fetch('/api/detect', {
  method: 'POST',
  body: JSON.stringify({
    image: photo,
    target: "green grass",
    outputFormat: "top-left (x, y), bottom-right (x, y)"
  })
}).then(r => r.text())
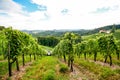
top-left (0, 55), bottom-right (33, 79)
top-left (114, 29), bottom-right (120, 40)
top-left (0, 61), bottom-right (8, 76)
top-left (40, 45), bottom-right (53, 51)
top-left (22, 56), bottom-right (69, 80)
top-left (85, 52), bottom-right (120, 66)
top-left (0, 55), bottom-right (4, 61)
top-left (59, 64), bottom-right (69, 73)
top-left (82, 33), bottom-right (104, 41)
top-left (40, 45), bottom-right (53, 55)
top-left (74, 57), bottom-right (120, 80)
top-left (82, 29), bottom-right (120, 41)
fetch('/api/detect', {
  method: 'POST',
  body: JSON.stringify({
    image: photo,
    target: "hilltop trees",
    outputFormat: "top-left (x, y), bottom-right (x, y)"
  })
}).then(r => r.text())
top-left (37, 36), bottom-right (59, 47)
top-left (0, 26), bottom-right (5, 31)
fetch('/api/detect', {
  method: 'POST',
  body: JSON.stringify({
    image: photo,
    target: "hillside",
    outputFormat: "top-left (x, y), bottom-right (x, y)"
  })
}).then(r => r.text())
top-left (83, 29), bottom-right (120, 40)
top-left (22, 24), bottom-right (120, 37)
top-left (0, 26), bottom-right (120, 80)
top-left (113, 29), bottom-right (120, 40)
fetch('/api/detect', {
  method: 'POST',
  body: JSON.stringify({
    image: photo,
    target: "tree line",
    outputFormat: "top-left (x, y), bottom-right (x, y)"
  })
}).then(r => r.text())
top-left (37, 36), bottom-right (60, 47)
top-left (28, 24), bottom-right (120, 37)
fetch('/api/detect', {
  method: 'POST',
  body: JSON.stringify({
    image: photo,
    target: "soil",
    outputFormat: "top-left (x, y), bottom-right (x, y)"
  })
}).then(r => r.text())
top-left (59, 59), bottom-right (97, 80)
top-left (2, 62), bottom-right (33, 80)
top-left (69, 66), bottom-right (83, 80)
top-left (2, 58), bottom-right (119, 80)
top-left (89, 60), bottom-right (120, 70)
top-left (0, 60), bottom-right (7, 62)
top-left (10, 62), bottom-right (32, 80)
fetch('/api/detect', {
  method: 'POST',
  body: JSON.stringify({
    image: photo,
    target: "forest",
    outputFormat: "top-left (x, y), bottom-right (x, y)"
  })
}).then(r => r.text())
top-left (0, 25), bottom-right (120, 80)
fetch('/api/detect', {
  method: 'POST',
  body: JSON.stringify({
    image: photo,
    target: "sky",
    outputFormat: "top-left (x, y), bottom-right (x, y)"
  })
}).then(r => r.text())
top-left (0, 0), bottom-right (120, 30)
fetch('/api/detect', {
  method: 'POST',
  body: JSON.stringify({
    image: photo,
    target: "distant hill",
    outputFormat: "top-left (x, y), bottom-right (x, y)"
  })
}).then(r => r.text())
top-left (22, 24), bottom-right (120, 37)
top-left (87, 24), bottom-right (120, 35)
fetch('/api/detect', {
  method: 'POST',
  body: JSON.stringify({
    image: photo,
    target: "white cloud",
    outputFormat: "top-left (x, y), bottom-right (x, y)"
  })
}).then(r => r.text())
top-left (0, 0), bottom-right (120, 30)
top-left (30, 0), bottom-right (120, 29)
top-left (0, 0), bottom-right (24, 14)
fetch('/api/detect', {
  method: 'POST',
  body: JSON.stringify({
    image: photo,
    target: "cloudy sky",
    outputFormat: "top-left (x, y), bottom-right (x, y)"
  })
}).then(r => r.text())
top-left (0, 0), bottom-right (120, 30)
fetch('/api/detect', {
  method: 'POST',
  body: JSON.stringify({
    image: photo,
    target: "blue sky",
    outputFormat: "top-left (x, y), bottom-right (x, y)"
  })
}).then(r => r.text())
top-left (0, 0), bottom-right (120, 30)
top-left (13, 0), bottom-right (39, 12)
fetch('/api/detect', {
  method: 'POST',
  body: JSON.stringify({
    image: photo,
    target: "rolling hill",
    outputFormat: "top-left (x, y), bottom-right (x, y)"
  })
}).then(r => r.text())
top-left (21, 24), bottom-right (120, 37)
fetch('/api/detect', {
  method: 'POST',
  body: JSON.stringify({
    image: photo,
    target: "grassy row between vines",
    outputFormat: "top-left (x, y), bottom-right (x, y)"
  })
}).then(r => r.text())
top-left (77, 29), bottom-right (120, 79)
top-left (40, 45), bottom-right (53, 51)
top-left (0, 55), bottom-right (34, 79)
top-left (22, 56), bottom-right (69, 80)
top-left (74, 56), bottom-right (120, 80)
top-left (79, 52), bottom-right (120, 66)
top-left (89, 53), bottom-right (120, 66)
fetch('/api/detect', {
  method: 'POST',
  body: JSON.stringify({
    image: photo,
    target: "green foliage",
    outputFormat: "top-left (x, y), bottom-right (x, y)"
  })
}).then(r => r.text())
top-left (100, 68), bottom-right (116, 80)
top-left (10, 30), bottom-right (24, 57)
top-left (59, 64), bottom-right (68, 73)
top-left (115, 69), bottom-right (120, 74)
top-left (0, 30), bottom-right (8, 56)
top-left (31, 30), bottom-right (65, 37)
top-left (3, 27), bottom-right (46, 58)
top-left (29, 24), bottom-right (120, 37)
top-left (53, 32), bottom-right (81, 71)
top-left (43, 70), bottom-right (56, 80)
top-left (53, 40), bottom-right (70, 55)
top-left (88, 39), bottom-right (98, 52)
top-left (98, 34), bottom-right (117, 54)
top-left (0, 56), bottom-right (4, 60)
top-left (113, 29), bottom-right (120, 40)
top-left (0, 26), bottom-right (5, 31)
top-left (111, 24), bottom-right (116, 33)
top-left (0, 55), bottom-right (31, 79)
top-left (74, 57), bottom-right (120, 80)
top-left (0, 61), bottom-right (8, 75)
top-left (37, 36), bottom-right (59, 47)
top-left (4, 28), bottom-right (27, 58)
top-left (0, 25), bottom-right (120, 79)
top-left (0, 27), bottom-right (46, 77)
top-left (23, 56), bottom-right (69, 80)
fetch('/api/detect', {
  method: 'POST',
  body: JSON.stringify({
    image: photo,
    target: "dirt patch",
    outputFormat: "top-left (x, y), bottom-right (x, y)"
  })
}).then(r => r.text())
top-left (89, 60), bottom-right (120, 70)
top-left (0, 60), bottom-right (7, 62)
top-left (2, 62), bottom-right (33, 80)
top-left (10, 62), bottom-right (32, 80)
top-left (60, 59), bottom-right (88, 80)
top-left (69, 66), bottom-right (82, 80)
